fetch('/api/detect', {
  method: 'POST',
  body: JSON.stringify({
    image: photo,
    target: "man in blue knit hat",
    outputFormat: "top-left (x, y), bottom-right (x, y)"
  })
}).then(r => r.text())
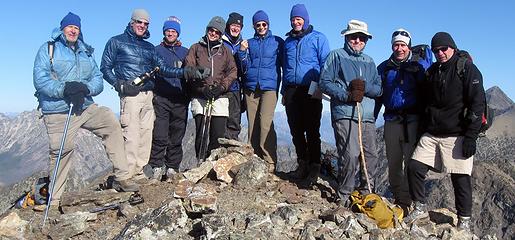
top-left (282, 4), bottom-right (330, 186)
top-left (144, 16), bottom-right (190, 181)
top-left (34, 12), bottom-right (139, 208)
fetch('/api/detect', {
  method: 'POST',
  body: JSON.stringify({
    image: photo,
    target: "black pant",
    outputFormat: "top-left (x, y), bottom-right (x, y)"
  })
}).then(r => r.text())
top-left (225, 91), bottom-right (241, 140)
top-left (284, 86), bottom-right (322, 165)
top-left (194, 114), bottom-right (227, 158)
top-left (148, 94), bottom-right (189, 170)
top-left (408, 160), bottom-right (472, 217)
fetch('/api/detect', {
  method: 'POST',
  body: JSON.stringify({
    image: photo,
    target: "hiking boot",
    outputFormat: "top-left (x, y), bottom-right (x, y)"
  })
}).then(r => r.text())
top-left (143, 164), bottom-right (165, 181)
top-left (112, 179), bottom-right (140, 192)
top-left (336, 194), bottom-right (352, 208)
top-left (166, 167), bottom-right (178, 178)
top-left (287, 159), bottom-right (308, 179)
top-left (305, 163), bottom-right (321, 185)
top-left (457, 216), bottom-right (472, 232)
top-left (404, 201), bottom-right (428, 224)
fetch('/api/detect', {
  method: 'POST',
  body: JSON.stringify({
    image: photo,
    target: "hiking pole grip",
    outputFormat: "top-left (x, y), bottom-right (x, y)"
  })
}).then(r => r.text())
top-left (43, 103), bottom-right (74, 227)
top-left (357, 103), bottom-right (372, 194)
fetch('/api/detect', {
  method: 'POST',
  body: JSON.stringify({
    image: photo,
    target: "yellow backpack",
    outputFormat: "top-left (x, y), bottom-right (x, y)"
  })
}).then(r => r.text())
top-left (350, 190), bottom-right (404, 229)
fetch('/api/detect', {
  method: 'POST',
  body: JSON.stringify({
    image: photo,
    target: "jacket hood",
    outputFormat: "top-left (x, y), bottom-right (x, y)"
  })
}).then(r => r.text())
top-left (124, 23), bottom-right (150, 39)
top-left (50, 27), bottom-right (93, 54)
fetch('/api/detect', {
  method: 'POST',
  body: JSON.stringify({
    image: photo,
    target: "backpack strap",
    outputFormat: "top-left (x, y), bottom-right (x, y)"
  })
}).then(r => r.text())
top-left (47, 41), bottom-right (56, 75)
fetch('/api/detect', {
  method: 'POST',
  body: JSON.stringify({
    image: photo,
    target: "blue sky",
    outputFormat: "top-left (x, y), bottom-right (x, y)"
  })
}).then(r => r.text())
top-left (1, 0), bottom-right (514, 113)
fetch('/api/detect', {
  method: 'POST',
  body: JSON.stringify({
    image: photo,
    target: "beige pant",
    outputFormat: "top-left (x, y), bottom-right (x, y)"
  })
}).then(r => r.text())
top-left (412, 133), bottom-right (474, 175)
top-left (120, 91), bottom-right (155, 177)
top-left (245, 89), bottom-right (278, 164)
top-left (44, 104), bottom-right (129, 202)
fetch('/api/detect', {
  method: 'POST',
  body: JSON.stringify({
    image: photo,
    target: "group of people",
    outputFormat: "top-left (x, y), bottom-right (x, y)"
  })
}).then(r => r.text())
top-left (33, 4), bottom-right (485, 232)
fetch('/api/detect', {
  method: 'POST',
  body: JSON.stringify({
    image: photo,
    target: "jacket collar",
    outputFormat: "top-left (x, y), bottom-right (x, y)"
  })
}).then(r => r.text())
top-left (253, 29), bottom-right (272, 39)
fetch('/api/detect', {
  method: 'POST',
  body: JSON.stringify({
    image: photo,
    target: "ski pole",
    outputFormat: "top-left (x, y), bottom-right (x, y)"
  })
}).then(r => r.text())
top-left (198, 98), bottom-right (214, 164)
top-left (357, 102), bottom-right (372, 194)
top-left (43, 103), bottom-right (74, 227)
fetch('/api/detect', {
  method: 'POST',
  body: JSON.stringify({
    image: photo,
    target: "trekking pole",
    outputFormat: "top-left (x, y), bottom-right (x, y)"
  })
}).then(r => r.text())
top-left (357, 102), bottom-right (372, 194)
top-left (198, 98), bottom-right (214, 164)
top-left (42, 103), bottom-right (74, 227)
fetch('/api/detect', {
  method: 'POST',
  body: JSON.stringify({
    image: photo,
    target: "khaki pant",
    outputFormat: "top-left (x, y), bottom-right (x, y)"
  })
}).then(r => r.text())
top-left (120, 91), bottom-right (155, 177)
top-left (412, 133), bottom-right (474, 175)
top-left (44, 104), bottom-right (129, 202)
top-left (245, 89), bottom-right (277, 164)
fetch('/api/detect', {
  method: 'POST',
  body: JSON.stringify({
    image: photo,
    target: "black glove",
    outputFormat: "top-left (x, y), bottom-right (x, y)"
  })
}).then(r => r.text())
top-left (183, 66), bottom-right (203, 81)
top-left (202, 84), bottom-right (225, 99)
top-left (348, 78), bottom-right (365, 102)
top-left (64, 81), bottom-right (89, 112)
top-left (115, 81), bottom-right (140, 97)
top-left (462, 137), bottom-right (477, 158)
top-left (198, 66), bottom-right (211, 79)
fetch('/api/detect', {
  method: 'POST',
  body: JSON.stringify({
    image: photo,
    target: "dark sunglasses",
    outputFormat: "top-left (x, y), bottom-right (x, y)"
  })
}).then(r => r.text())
top-left (432, 46), bottom-right (449, 53)
top-left (392, 30), bottom-right (410, 38)
top-left (255, 22), bottom-right (267, 28)
top-left (134, 19), bottom-right (149, 26)
top-left (208, 28), bottom-right (222, 35)
top-left (348, 33), bottom-right (369, 42)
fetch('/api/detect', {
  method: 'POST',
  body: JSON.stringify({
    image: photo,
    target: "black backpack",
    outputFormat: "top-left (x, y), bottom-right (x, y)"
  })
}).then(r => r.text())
top-left (456, 50), bottom-right (492, 136)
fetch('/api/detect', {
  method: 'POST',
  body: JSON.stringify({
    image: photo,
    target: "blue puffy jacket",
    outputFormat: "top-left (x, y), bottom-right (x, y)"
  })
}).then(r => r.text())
top-left (376, 46), bottom-right (433, 121)
top-left (222, 33), bottom-right (245, 92)
top-left (100, 24), bottom-right (183, 91)
top-left (33, 28), bottom-right (103, 114)
top-left (319, 43), bottom-right (382, 123)
top-left (238, 30), bottom-right (284, 91)
top-left (154, 41), bottom-right (188, 97)
top-left (281, 26), bottom-right (330, 94)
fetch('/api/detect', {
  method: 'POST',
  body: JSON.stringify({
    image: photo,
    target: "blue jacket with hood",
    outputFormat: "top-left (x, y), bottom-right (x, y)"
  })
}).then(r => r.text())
top-left (33, 28), bottom-right (103, 114)
top-left (100, 24), bottom-right (183, 91)
top-left (319, 42), bottom-right (382, 123)
top-left (238, 30), bottom-right (284, 91)
top-left (281, 25), bottom-right (330, 94)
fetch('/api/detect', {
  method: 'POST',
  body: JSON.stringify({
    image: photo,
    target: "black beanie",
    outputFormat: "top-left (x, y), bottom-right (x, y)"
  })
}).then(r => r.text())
top-left (431, 32), bottom-right (457, 49)
top-left (226, 12), bottom-right (244, 27)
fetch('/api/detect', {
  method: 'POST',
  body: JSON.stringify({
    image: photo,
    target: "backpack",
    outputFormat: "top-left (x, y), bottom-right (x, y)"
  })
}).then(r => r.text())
top-left (456, 50), bottom-right (492, 136)
top-left (350, 191), bottom-right (404, 229)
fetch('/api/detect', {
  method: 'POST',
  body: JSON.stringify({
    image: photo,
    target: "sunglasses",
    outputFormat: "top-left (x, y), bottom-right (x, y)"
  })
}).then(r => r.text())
top-left (208, 28), bottom-right (222, 35)
top-left (133, 19), bottom-right (149, 26)
top-left (348, 33), bottom-right (369, 42)
top-left (392, 30), bottom-right (410, 38)
top-left (255, 22), bottom-right (268, 28)
top-left (432, 46), bottom-right (449, 53)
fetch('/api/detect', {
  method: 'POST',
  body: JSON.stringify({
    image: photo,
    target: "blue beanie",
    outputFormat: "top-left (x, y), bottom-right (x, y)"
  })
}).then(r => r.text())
top-left (60, 12), bottom-right (81, 30)
top-left (290, 4), bottom-right (309, 30)
top-left (163, 16), bottom-right (181, 36)
top-left (252, 10), bottom-right (269, 25)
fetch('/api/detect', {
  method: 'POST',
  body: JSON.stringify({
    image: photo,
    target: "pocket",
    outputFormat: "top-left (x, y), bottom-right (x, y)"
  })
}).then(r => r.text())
top-left (119, 98), bottom-right (130, 128)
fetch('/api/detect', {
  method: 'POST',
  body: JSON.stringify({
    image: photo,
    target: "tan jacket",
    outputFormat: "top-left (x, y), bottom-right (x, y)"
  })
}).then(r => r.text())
top-left (185, 37), bottom-right (237, 98)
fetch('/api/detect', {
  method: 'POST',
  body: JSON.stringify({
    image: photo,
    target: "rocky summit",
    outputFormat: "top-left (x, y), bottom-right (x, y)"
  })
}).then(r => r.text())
top-left (0, 139), bottom-right (496, 240)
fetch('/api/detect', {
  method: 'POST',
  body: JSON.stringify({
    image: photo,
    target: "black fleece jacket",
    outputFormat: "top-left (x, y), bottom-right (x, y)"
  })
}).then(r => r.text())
top-left (424, 52), bottom-right (485, 139)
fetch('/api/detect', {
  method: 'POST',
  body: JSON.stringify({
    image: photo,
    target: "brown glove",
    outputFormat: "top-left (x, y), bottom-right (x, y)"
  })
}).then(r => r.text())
top-left (348, 78), bottom-right (365, 102)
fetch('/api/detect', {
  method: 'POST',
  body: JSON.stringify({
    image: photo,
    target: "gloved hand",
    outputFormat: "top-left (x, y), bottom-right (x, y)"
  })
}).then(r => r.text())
top-left (183, 66), bottom-right (203, 81)
top-left (202, 84), bottom-right (225, 99)
top-left (197, 66), bottom-right (211, 79)
top-left (462, 137), bottom-right (477, 158)
top-left (64, 81), bottom-right (89, 112)
top-left (348, 78), bottom-right (365, 102)
top-left (115, 81), bottom-right (140, 97)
